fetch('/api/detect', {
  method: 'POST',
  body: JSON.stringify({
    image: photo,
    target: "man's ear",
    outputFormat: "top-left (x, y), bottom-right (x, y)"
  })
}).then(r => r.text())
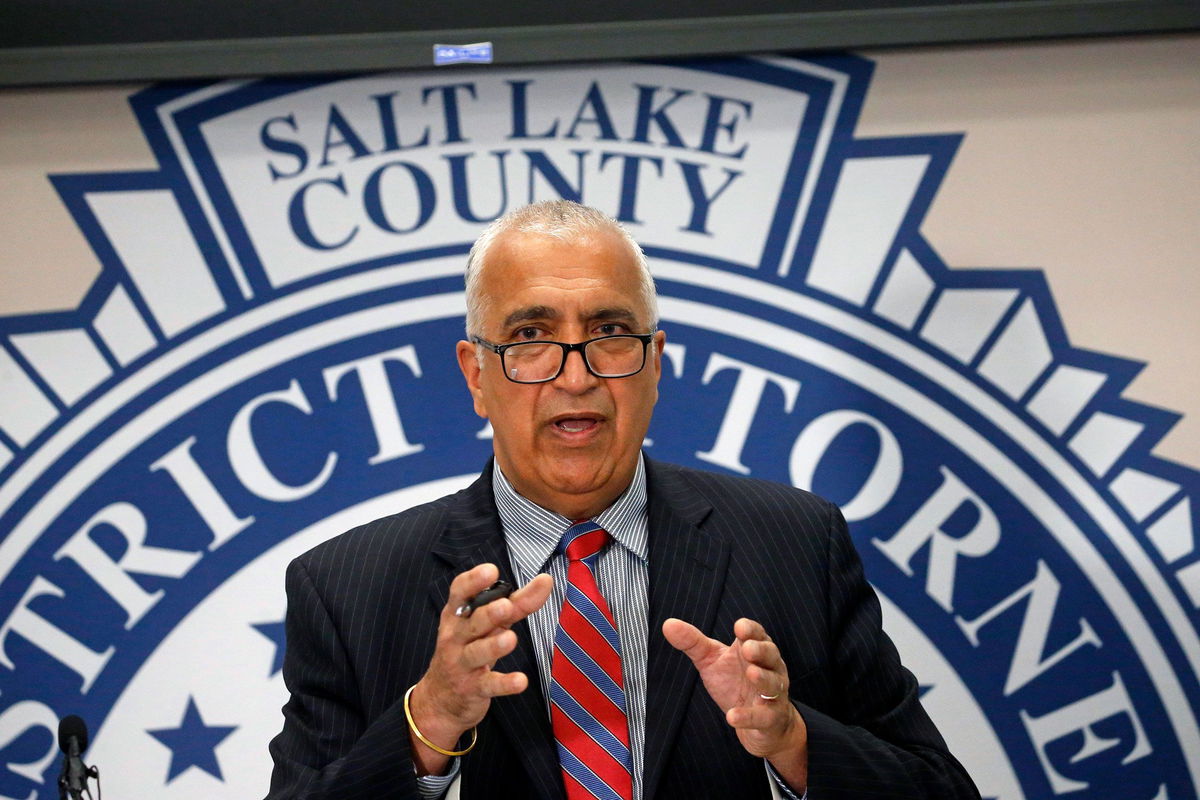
top-left (649, 329), bottom-right (666, 404)
top-left (651, 329), bottom-right (666, 377)
top-left (456, 340), bottom-right (489, 418)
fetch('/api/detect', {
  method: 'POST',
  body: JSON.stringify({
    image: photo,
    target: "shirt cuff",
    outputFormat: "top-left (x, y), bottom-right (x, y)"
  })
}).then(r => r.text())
top-left (416, 757), bottom-right (461, 800)
top-left (765, 758), bottom-right (806, 800)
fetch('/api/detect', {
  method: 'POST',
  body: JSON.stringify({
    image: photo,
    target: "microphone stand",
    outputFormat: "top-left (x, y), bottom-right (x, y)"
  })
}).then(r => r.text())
top-left (57, 744), bottom-right (97, 800)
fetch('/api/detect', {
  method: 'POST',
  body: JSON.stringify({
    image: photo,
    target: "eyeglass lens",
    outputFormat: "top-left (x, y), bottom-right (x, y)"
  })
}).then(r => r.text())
top-left (503, 337), bottom-right (644, 382)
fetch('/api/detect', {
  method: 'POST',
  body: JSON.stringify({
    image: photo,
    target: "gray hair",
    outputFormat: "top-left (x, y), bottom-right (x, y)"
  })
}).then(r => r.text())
top-left (463, 200), bottom-right (659, 339)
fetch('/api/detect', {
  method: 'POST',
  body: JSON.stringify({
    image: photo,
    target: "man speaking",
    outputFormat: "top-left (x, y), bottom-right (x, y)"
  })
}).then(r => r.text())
top-left (265, 200), bottom-right (979, 799)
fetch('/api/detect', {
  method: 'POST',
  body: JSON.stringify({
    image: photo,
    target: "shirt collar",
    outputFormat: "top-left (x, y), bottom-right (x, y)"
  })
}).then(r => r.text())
top-left (493, 454), bottom-right (649, 576)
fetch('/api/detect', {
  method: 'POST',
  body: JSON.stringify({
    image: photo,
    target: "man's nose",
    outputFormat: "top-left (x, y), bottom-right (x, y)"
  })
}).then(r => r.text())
top-left (554, 346), bottom-right (597, 391)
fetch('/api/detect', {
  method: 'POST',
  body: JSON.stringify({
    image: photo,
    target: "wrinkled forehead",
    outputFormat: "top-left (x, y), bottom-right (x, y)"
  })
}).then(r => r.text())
top-left (479, 229), bottom-right (651, 319)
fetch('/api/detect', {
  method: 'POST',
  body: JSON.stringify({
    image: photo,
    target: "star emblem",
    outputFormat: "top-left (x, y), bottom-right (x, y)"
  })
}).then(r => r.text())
top-left (253, 619), bottom-right (287, 677)
top-left (148, 697), bottom-right (237, 783)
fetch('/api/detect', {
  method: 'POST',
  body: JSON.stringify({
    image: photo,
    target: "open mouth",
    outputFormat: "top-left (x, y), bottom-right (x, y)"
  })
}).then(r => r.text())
top-left (553, 416), bottom-right (601, 433)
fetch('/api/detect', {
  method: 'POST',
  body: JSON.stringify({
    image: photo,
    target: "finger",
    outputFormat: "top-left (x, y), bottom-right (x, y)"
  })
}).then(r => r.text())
top-left (479, 670), bottom-right (530, 697)
top-left (444, 563), bottom-right (501, 618)
top-left (459, 628), bottom-right (519, 670)
top-left (463, 573), bottom-right (553, 637)
top-left (745, 662), bottom-right (786, 700)
top-left (726, 703), bottom-right (788, 730)
top-left (462, 595), bottom-right (517, 639)
top-left (509, 573), bottom-right (554, 618)
top-left (662, 618), bottom-right (724, 666)
top-left (741, 638), bottom-right (783, 671)
top-left (734, 617), bottom-right (772, 644)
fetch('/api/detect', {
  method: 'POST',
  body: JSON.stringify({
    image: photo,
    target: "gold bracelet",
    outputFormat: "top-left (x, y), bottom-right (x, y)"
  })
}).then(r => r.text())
top-left (403, 685), bottom-right (478, 757)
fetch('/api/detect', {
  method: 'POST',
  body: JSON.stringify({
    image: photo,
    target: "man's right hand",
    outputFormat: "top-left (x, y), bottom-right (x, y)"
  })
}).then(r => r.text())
top-left (407, 563), bottom-right (553, 776)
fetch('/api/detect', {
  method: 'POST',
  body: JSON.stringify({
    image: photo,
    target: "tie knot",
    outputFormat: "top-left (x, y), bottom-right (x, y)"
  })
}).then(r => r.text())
top-left (561, 521), bottom-right (609, 562)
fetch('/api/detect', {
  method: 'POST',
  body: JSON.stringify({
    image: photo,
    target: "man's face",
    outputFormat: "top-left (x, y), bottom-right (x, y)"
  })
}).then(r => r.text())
top-left (456, 228), bottom-right (664, 519)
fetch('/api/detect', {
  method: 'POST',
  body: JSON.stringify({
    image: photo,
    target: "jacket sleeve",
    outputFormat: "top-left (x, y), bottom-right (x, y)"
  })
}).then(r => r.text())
top-left (264, 557), bottom-right (423, 800)
top-left (799, 501), bottom-right (981, 800)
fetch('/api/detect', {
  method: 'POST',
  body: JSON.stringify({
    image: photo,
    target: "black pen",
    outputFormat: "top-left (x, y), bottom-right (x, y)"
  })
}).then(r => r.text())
top-left (454, 579), bottom-right (514, 617)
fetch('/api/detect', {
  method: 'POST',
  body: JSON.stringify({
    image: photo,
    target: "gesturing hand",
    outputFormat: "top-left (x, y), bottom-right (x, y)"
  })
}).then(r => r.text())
top-left (408, 563), bottom-right (553, 775)
top-left (663, 617), bottom-right (808, 789)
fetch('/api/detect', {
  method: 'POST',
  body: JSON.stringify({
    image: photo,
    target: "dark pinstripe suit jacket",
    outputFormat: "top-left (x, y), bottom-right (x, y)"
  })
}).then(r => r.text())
top-left (266, 458), bottom-right (979, 799)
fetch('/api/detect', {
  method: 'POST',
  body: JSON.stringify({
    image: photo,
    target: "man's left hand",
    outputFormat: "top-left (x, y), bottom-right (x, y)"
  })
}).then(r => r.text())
top-left (663, 617), bottom-right (808, 790)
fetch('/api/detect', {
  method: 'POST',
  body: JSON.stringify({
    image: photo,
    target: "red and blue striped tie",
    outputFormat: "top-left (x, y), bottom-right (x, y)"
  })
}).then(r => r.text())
top-left (550, 521), bottom-right (634, 800)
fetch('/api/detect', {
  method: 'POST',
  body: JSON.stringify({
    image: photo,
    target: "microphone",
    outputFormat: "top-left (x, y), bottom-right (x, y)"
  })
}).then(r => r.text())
top-left (57, 715), bottom-right (93, 800)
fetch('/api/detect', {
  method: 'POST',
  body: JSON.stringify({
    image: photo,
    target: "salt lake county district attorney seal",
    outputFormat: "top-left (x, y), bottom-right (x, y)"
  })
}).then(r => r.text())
top-left (0, 54), bottom-right (1196, 800)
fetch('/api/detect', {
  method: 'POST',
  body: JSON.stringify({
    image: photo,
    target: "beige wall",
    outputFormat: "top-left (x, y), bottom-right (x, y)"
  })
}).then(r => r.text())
top-left (860, 34), bottom-right (1200, 467)
top-left (2, 33), bottom-right (1197, 465)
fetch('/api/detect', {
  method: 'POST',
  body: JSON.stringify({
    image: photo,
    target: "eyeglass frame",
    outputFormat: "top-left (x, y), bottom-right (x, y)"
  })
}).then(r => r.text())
top-left (469, 332), bottom-right (657, 384)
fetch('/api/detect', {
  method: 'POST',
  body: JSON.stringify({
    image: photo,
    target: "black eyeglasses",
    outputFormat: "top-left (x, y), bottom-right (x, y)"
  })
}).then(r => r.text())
top-left (470, 333), bottom-right (655, 384)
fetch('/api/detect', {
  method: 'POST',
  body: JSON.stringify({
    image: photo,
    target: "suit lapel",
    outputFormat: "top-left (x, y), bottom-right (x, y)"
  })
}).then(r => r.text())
top-left (641, 459), bottom-right (730, 800)
top-left (428, 466), bottom-right (563, 800)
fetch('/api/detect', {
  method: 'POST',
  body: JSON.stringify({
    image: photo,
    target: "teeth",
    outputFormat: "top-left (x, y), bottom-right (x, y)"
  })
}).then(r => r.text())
top-left (557, 420), bottom-right (591, 432)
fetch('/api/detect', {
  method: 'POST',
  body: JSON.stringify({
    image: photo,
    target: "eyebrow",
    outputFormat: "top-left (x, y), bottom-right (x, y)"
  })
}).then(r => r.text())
top-left (501, 305), bottom-right (558, 328)
top-left (499, 306), bottom-right (644, 330)
top-left (589, 307), bottom-right (641, 327)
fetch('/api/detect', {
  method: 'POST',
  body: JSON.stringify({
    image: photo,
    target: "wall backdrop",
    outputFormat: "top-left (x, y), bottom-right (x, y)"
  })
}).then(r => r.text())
top-left (0, 35), bottom-right (1197, 800)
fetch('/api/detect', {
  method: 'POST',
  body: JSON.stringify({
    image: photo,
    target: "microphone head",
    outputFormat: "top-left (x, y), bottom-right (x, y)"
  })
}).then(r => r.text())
top-left (58, 715), bottom-right (88, 755)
